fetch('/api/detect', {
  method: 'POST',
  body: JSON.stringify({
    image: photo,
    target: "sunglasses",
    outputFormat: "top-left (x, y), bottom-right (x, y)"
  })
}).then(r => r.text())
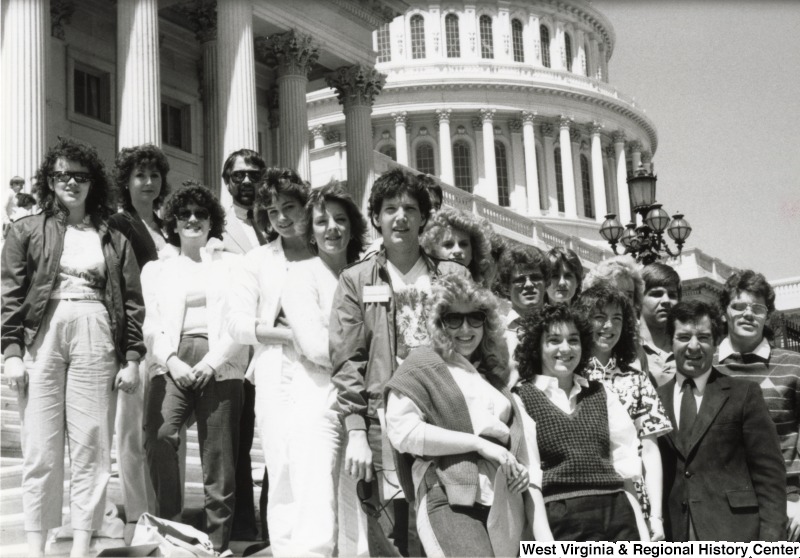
top-left (729, 301), bottom-right (768, 317)
top-left (511, 273), bottom-right (545, 288)
top-left (356, 479), bottom-right (401, 519)
top-left (52, 171), bottom-right (91, 184)
top-left (229, 170), bottom-right (263, 184)
top-left (176, 208), bottom-right (211, 221)
top-left (441, 311), bottom-right (487, 329)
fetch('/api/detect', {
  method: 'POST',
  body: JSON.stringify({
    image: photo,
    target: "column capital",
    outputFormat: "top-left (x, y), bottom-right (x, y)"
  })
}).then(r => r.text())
top-left (521, 111), bottom-right (538, 124)
top-left (508, 119), bottom-right (522, 133)
top-left (480, 108), bottom-right (496, 123)
top-left (542, 123), bottom-right (556, 138)
top-left (628, 139), bottom-right (643, 153)
top-left (471, 117), bottom-right (482, 130)
top-left (51, 0), bottom-right (76, 40)
top-left (590, 122), bottom-right (603, 136)
top-left (569, 128), bottom-right (581, 144)
top-left (265, 29), bottom-right (319, 77)
top-left (178, 0), bottom-right (217, 43)
top-left (311, 125), bottom-right (326, 139)
top-left (325, 129), bottom-right (341, 143)
top-left (326, 64), bottom-right (386, 107)
top-left (436, 108), bottom-right (452, 122)
top-left (612, 130), bottom-right (626, 144)
top-left (392, 111), bottom-right (408, 126)
top-left (603, 145), bottom-right (616, 158)
top-left (558, 115), bottom-right (573, 130)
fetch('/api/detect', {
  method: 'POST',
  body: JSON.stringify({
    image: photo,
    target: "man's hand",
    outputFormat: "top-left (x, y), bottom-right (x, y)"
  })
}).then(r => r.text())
top-left (787, 500), bottom-right (800, 541)
top-left (4, 356), bottom-right (27, 394)
top-left (344, 430), bottom-right (373, 482)
top-left (167, 356), bottom-right (195, 389)
top-left (115, 361), bottom-right (140, 394)
top-left (192, 362), bottom-right (215, 390)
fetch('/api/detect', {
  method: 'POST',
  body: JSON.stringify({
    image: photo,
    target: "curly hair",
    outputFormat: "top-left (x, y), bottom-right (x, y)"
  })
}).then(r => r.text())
top-left (719, 269), bottom-right (775, 316)
top-left (367, 168), bottom-right (431, 233)
top-left (575, 284), bottom-right (639, 367)
top-left (515, 304), bottom-right (594, 381)
top-left (546, 247), bottom-right (584, 302)
top-left (426, 273), bottom-right (510, 383)
top-left (255, 167), bottom-right (310, 242)
top-left (34, 136), bottom-right (114, 226)
top-left (420, 208), bottom-right (496, 288)
top-left (161, 184), bottom-right (226, 247)
top-left (582, 255), bottom-right (644, 315)
top-left (113, 144), bottom-right (171, 211)
top-left (494, 243), bottom-right (551, 298)
top-left (305, 180), bottom-right (368, 264)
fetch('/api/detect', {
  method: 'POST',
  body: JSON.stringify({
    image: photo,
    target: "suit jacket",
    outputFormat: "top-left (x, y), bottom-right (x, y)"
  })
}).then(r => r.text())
top-left (657, 368), bottom-right (786, 542)
top-left (222, 206), bottom-right (260, 255)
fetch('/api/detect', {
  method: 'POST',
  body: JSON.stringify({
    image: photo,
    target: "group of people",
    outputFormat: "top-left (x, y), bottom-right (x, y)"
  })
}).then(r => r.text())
top-left (1, 136), bottom-right (799, 557)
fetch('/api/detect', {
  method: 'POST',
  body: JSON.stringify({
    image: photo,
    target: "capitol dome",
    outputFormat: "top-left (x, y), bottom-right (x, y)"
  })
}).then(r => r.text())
top-left (308, 0), bottom-right (658, 245)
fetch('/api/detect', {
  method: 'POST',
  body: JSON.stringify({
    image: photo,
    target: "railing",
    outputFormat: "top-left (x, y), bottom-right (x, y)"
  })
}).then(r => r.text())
top-left (778, 314), bottom-right (800, 353)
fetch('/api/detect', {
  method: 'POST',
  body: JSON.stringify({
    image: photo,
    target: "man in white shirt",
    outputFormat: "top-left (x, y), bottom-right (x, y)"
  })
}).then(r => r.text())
top-left (221, 149), bottom-right (267, 255)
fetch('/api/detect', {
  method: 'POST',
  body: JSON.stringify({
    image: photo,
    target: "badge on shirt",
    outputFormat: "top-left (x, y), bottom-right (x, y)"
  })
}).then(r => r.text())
top-left (363, 284), bottom-right (392, 303)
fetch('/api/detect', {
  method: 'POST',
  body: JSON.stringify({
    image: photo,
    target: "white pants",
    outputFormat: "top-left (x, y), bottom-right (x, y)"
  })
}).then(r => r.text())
top-left (254, 346), bottom-right (343, 557)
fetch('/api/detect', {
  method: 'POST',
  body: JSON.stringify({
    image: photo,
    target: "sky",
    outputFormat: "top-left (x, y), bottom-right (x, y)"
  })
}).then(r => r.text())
top-left (591, 0), bottom-right (800, 280)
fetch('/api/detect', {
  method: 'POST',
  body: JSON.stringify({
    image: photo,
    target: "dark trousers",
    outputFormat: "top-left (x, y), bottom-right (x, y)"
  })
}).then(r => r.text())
top-left (232, 379), bottom-right (258, 539)
top-left (419, 478), bottom-right (492, 557)
top-left (144, 335), bottom-right (243, 551)
top-left (546, 492), bottom-right (639, 541)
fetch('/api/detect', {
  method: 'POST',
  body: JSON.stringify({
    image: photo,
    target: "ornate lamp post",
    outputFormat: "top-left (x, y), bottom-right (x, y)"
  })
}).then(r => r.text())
top-left (600, 164), bottom-right (692, 265)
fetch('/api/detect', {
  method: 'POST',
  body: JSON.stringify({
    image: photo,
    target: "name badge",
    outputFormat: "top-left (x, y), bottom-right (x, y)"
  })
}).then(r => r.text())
top-left (363, 284), bottom-right (392, 303)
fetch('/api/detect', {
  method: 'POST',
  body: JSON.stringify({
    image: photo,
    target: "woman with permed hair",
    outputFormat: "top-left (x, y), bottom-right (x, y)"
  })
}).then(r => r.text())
top-left (225, 167), bottom-right (315, 556)
top-left (545, 246), bottom-right (584, 305)
top-left (582, 255), bottom-right (645, 315)
top-left (576, 284), bottom-right (672, 542)
top-left (420, 207), bottom-right (497, 288)
top-left (513, 304), bottom-right (646, 541)
top-left (2, 137), bottom-right (144, 557)
top-left (385, 273), bottom-right (553, 556)
top-left (141, 184), bottom-right (247, 553)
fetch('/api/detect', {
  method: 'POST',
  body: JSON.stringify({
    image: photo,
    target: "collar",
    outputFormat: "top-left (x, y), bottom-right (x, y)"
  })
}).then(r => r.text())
top-left (642, 338), bottom-right (675, 361)
top-left (231, 203), bottom-right (252, 222)
top-left (676, 369), bottom-right (712, 394)
top-left (376, 247), bottom-right (438, 274)
top-left (533, 373), bottom-right (589, 396)
top-left (505, 308), bottom-right (521, 330)
top-left (718, 337), bottom-right (771, 362)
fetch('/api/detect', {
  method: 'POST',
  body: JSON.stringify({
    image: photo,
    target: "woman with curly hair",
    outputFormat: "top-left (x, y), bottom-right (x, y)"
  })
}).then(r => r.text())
top-left (576, 284), bottom-right (672, 542)
top-left (141, 184), bottom-right (247, 553)
top-left (420, 207), bottom-right (496, 288)
top-left (1, 137), bottom-right (144, 557)
top-left (582, 255), bottom-right (644, 315)
top-left (513, 304), bottom-right (645, 541)
top-left (545, 247), bottom-right (583, 305)
top-left (385, 273), bottom-right (552, 556)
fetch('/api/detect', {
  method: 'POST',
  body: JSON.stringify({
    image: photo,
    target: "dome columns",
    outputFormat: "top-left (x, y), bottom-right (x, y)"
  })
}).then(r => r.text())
top-left (613, 130), bottom-right (631, 224)
top-left (478, 109), bottom-right (498, 204)
top-left (521, 111), bottom-right (541, 215)
top-left (392, 111), bottom-right (409, 166)
top-left (558, 117), bottom-right (578, 218)
top-left (436, 109), bottom-right (454, 184)
top-left (590, 124), bottom-right (608, 221)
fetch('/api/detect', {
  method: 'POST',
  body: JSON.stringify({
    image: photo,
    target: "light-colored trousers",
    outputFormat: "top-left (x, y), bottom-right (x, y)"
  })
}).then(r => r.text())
top-left (19, 300), bottom-right (117, 531)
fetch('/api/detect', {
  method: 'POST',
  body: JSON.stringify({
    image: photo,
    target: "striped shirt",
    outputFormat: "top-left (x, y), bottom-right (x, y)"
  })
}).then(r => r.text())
top-left (715, 338), bottom-right (800, 492)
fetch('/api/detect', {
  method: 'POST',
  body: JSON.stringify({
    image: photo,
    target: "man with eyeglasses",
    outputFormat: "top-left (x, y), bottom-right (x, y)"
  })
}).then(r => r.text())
top-left (714, 269), bottom-right (800, 541)
top-left (221, 149), bottom-right (267, 255)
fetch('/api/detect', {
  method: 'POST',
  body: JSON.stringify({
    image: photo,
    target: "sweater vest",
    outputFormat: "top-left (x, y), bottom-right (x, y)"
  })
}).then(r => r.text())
top-left (515, 380), bottom-right (624, 502)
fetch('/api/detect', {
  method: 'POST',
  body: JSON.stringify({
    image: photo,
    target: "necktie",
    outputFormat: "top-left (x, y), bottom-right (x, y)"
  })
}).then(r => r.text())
top-left (246, 209), bottom-right (267, 246)
top-left (679, 377), bottom-right (697, 445)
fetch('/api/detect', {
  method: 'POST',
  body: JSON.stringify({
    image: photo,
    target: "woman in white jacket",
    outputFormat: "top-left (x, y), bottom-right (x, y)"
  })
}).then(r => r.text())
top-left (141, 184), bottom-right (247, 553)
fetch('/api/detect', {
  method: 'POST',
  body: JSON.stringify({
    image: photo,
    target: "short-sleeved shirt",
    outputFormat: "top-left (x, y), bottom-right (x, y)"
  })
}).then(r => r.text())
top-left (387, 257), bottom-right (432, 362)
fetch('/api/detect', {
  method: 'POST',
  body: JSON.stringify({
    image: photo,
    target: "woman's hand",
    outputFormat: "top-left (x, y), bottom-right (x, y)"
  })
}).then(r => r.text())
top-left (115, 361), bottom-right (140, 394)
top-left (167, 356), bottom-right (195, 389)
top-left (4, 356), bottom-right (27, 393)
top-left (649, 516), bottom-right (665, 542)
top-left (345, 430), bottom-right (373, 482)
top-left (477, 438), bottom-right (526, 490)
top-left (192, 362), bottom-right (215, 390)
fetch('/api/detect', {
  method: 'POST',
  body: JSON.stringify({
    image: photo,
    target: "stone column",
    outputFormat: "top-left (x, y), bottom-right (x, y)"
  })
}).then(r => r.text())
top-left (509, 119), bottom-right (526, 212)
top-left (1, 0), bottom-right (49, 189)
top-left (521, 111), bottom-right (541, 215)
top-left (117, 0), bottom-right (161, 148)
top-left (587, 35), bottom-right (598, 79)
top-left (570, 127), bottom-right (584, 217)
top-left (642, 150), bottom-right (653, 173)
top-left (555, 23), bottom-right (567, 71)
top-left (599, 43), bottom-right (609, 82)
top-left (326, 65), bottom-right (386, 211)
top-left (311, 126), bottom-right (326, 149)
top-left (436, 109), bottom-right (454, 184)
top-left (265, 30), bottom-right (319, 180)
top-left (217, 0), bottom-right (257, 206)
top-left (604, 144), bottom-right (618, 214)
top-left (542, 124), bottom-right (557, 212)
top-left (590, 123), bottom-right (607, 221)
top-left (479, 109), bottom-right (498, 204)
top-left (613, 131), bottom-right (631, 224)
top-left (558, 117), bottom-right (577, 218)
top-left (629, 140), bottom-right (643, 170)
top-left (393, 111), bottom-right (409, 166)
top-left (575, 30), bottom-right (587, 76)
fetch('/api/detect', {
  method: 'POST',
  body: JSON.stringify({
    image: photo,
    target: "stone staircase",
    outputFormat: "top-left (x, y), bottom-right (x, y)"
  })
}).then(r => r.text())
top-left (0, 380), bottom-right (266, 555)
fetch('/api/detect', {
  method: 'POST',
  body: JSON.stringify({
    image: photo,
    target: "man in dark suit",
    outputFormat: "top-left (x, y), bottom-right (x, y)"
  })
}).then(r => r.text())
top-left (658, 300), bottom-right (786, 542)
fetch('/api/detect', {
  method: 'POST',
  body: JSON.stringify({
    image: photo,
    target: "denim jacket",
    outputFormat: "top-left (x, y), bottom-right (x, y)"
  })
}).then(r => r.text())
top-left (1, 213), bottom-right (145, 362)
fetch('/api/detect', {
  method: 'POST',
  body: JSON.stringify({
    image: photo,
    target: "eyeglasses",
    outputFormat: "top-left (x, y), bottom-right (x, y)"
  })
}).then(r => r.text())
top-left (176, 208), bottom-right (211, 221)
top-left (441, 311), bottom-right (487, 329)
top-left (52, 171), bottom-right (91, 184)
top-left (511, 273), bottom-right (544, 288)
top-left (356, 479), bottom-right (401, 519)
top-left (729, 301), bottom-right (768, 317)
top-left (229, 170), bottom-right (263, 184)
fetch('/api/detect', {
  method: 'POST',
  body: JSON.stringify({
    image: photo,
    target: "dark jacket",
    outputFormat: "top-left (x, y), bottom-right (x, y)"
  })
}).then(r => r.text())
top-left (1, 213), bottom-right (145, 362)
top-left (108, 209), bottom-right (163, 269)
top-left (329, 248), bottom-right (470, 431)
top-left (658, 368), bottom-right (787, 542)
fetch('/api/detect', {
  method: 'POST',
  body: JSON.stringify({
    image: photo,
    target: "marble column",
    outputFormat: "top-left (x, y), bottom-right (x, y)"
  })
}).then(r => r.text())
top-left (521, 111), bottom-right (541, 215)
top-left (629, 140), bottom-right (643, 170)
top-left (642, 150), bottom-right (653, 173)
top-left (613, 131), bottom-right (631, 224)
top-left (604, 144), bottom-right (618, 214)
top-left (436, 109), bottom-right (454, 184)
top-left (570, 128), bottom-right (584, 217)
top-left (558, 117), bottom-right (577, 218)
top-left (217, 0), bottom-right (257, 206)
top-left (311, 126), bottom-right (326, 149)
top-left (542, 124), bottom-right (557, 212)
top-left (267, 30), bottom-right (319, 180)
top-left (117, 0), bottom-right (161, 148)
top-left (590, 124), bottom-right (607, 221)
top-left (326, 64), bottom-right (386, 211)
top-left (480, 109), bottom-right (498, 204)
top-left (2, 0), bottom-right (49, 190)
top-left (393, 111), bottom-right (409, 166)
top-left (509, 119), bottom-right (526, 212)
